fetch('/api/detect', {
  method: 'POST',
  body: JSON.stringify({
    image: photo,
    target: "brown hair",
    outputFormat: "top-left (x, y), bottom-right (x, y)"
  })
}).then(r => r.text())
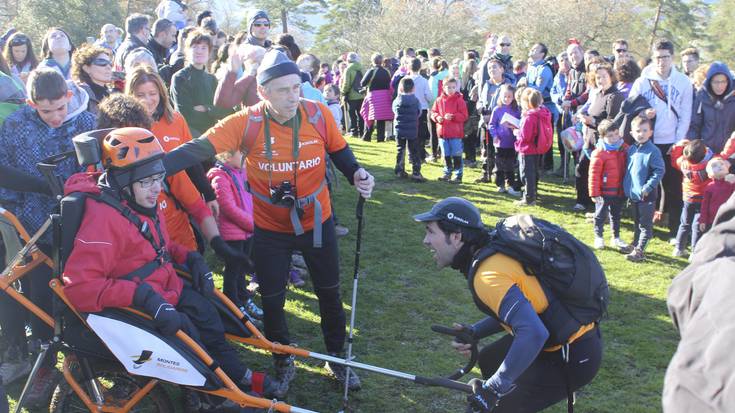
top-left (683, 139), bottom-right (707, 164)
top-left (522, 88), bottom-right (543, 109)
top-left (28, 68), bottom-right (68, 102)
top-left (125, 65), bottom-right (175, 123)
top-left (71, 44), bottom-right (111, 85)
top-left (185, 29), bottom-right (213, 52)
top-left (96, 94), bottom-right (153, 129)
top-left (631, 114), bottom-right (652, 130)
top-left (597, 119), bottom-right (617, 138)
top-left (595, 63), bottom-right (618, 87)
top-left (3, 32), bottom-right (38, 70)
top-left (40, 27), bottom-right (75, 59)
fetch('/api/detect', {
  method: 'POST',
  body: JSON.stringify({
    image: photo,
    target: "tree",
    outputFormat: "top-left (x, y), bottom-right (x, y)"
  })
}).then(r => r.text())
top-left (238, 0), bottom-right (326, 34)
top-left (313, 0), bottom-right (379, 59)
top-left (705, 0), bottom-right (735, 66)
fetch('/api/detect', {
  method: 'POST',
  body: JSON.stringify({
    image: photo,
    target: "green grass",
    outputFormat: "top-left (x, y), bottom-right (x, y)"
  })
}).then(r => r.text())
top-left (7, 138), bottom-right (685, 412)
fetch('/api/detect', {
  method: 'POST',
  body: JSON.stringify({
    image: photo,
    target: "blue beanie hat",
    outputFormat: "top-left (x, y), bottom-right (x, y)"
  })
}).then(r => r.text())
top-left (257, 50), bottom-right (301, 85)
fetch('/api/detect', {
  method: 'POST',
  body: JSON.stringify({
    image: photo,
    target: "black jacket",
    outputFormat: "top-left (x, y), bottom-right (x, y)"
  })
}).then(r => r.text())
top-left (147, 37), bottom-right (170, 67)
top-left (361, 67), bottom-right (391, 91)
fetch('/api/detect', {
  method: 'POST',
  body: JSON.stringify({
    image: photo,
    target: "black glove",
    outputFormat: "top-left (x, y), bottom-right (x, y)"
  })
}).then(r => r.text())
top-left (467, 379), bottom-right (501, 413)
top-left (186, 252), bottom-right (214, 296)
top-left (133, 283), bottom-right (195, 337)
top-left (210, 236), bottom-right (253, 269)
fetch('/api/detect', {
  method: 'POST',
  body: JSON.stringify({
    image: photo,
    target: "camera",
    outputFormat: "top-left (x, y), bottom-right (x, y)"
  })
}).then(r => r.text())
top-left (270, 181), bottom-right (297, 207)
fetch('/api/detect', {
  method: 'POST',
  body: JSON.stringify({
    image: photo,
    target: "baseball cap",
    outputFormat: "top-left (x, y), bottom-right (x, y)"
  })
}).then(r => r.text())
top-left (413, 197), bottom-right (484, 230)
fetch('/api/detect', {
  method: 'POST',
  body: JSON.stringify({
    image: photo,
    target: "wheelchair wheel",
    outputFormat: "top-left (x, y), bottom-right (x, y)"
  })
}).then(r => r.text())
top-left (50, 364), bottom-right (174, 413)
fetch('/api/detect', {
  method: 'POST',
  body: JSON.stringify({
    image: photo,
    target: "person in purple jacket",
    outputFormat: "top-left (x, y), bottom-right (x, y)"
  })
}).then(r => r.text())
top-left (489, 84), bottom-right (522, 196)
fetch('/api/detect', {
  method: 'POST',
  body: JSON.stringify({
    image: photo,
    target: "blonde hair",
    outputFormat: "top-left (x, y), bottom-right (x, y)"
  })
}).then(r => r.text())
top-left (521, 88), bottom-right (542, 109)
top-left (706, 157), bottom-right (731, 179)
top-left (597, 119), bottom-right (616, 138)
top-left (692, 63), bottom-right (710, 90)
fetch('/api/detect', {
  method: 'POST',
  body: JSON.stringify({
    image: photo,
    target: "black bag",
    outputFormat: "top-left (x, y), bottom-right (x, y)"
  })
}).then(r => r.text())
top-left (611, 93), bottom-right (652, 145)
top-left (351, 69), bottom-right (363, 94)
top-left (486, 214), bottom-right (609, 343)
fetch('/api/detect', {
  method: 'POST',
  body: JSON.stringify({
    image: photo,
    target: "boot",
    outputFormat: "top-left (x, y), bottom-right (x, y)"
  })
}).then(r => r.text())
top-left (452, 156), bottom-right (463, 183)
top-left (272, 355), bottom-right (297, 398)
top-left (438, 157), bottom-right (452, 181)
top-left (361, 127), bottom-right (373, 142)
top-left (325, 352), bottom-right (361, 391)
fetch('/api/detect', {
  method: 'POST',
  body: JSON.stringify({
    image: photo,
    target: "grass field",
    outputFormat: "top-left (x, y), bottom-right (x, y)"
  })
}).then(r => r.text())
top-left (7, 138), bottom-right (686, 412)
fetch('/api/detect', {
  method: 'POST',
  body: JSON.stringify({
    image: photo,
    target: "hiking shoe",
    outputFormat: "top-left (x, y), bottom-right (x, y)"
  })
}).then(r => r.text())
top-left (506, 188), bottom-right (522, 197)
top-left (291, 253), bottom-right (307, 269)
top-left (410, 173), bottom-right (427, 182)
top-left (672, 247), bottom-right (685, 257)
top-left (593, 237), bottom-right (605, 250)
top-left (450, 176), bottom-right (463, 184)
top-left (272, 356), bottom-right (296, 399)
top-left (437, 174), bottom-right (452, 181)
top-left (497, 186), bottom-right (507, 193)
top-left (0, 357), bottom-right (31, 385)
top-left (474, 175), bottom-right (491, 183)
top-left (289, 269), bottom-right (306, 288)
top-left (23, 366), bottom-right (61, 408)
top-left (572, 203), bottom-right (586, 212)
top-left (335, 225), bottom-right (350, 237)
top-left (626, 248), bottom-right (645, 262)
top-left (325, 353), bottom-right (361, 391)
top-left (395, 170), bottom-right (408, 178)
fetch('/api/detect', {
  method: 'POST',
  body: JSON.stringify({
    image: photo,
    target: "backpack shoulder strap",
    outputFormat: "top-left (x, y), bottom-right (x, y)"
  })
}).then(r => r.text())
top-left (300, 99), bottom-right (328, 143)
top-left (241, 101), bottom-right (267, 156)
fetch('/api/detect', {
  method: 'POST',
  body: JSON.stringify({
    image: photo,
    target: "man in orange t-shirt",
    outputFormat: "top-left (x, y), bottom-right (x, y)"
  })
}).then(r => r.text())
top-left (164, 50), bottom-right (375, 397)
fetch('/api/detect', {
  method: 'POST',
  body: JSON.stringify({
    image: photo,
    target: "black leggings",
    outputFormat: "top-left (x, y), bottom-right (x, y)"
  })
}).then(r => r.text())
top-left (478, 328), bottom-right (603, 413)
top-left (223, 238), bottom-right (254, 308)
top-left (252, 217), bottom-right (345, 358)
top-left (347, 99), bottom-right (364, 136)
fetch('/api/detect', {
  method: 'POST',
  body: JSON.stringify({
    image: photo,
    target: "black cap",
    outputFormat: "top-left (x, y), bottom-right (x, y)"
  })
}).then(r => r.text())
top-left (413, 197), bottom-right (484, 230)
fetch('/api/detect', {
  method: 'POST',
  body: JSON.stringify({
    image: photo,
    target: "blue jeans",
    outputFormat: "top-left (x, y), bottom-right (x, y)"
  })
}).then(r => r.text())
top-left (675, 201), bottom-right (701, 250)
top-left (632, 199), bottom-right (655, 251)
top-left (594, 196), bottom-right (624, 238)
top-left (440, 138), bottom-right (464, 176)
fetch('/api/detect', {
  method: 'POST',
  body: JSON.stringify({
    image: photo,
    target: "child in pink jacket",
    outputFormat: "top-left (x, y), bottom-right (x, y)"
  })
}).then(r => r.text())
top-left (515, 88), bottom-right (553, 206)
top-left (207, 149), bottom-right (263, 320)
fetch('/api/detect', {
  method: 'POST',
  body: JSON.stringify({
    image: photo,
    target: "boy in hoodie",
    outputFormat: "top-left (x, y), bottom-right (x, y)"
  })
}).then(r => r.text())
top-left (629, 39), bottom-right (693, 242)
top-left (670, 139), bottom-right (713, 257)
top-left (245, 10), bottom-right (272, 48)
top-left (392, 77), bottom-right (425, 181)
top-left (0, 68), bottom-right (95, 405)
top-left (431, 77), bottom-right (468, 182)
top-left (623, 116), bottom-right (665, 262)
top-left (589, 120), bottom-right (629, 250)
top-left (687, 62), bottom-right (735, 154)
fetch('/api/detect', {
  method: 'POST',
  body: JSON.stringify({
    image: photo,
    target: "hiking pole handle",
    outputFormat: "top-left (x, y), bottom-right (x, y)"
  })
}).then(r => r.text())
top-left (431, 324), bottom-right (479, 380)
top-left (356, 195), bottom-right (365, 220)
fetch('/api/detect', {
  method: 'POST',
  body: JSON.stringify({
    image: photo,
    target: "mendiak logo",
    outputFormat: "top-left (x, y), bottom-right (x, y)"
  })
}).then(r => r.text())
top-left (131, 350), bottom-right (153, 369)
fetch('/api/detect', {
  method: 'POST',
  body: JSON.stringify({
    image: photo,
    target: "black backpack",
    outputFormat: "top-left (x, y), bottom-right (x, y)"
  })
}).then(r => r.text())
top-left (475, 214), bottom-right (609, 344)
top-left (351, 69), bottom-right (363, 93)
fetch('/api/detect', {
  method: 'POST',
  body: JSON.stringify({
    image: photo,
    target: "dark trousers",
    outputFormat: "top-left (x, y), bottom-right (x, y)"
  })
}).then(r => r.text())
top-left (395, 136), bottom-right (422, 175)
top-left (177, 287), bottom-right (247, 381)
top-left (346, 99), bottom-right (364, 136)
top-left (252, 217), bottom-right (345, 358)
top-left (428, 115), bottom-right (439, 158)
top-left (557, 111), bottom-right (571, 170)
top-left (223, 239), bottom-right (254, 308)
top-left (519, 154), bottom-right (540, 202)
top-left (481, 127), bottom-right (496, 177)
top-left (575, 155), bottom-right (592, 206)
top-left (417, 109), bottom-right (429, 159)
top-left (495, 147), bottom-right (517, 189)
top-left (656, 143), bottom-right (684, 238)
top-left (594, 196), bottom-right (624, 238)
top-left (363, 120), bottom-right (386, 141)
top-left (542, 109), bottom-right (556, 170)
top-left (477, 328), bottom-right (602, 413)
top-left (463, 116), bottom-right (479, 163)
top-left (0, 379), bottom-right (7, 413)
top-left (675, 201), bottom-right (702, 250)
top-left (632, 198), bottom-right (655, 251)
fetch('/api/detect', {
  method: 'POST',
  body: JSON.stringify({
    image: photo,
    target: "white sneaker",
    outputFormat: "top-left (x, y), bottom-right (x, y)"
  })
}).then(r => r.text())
top-left (497, 186), bottom-right (507, 193)
top-left (672, 247), bottom-right (685, 257)
top-left (593, 237), bottom-right (605, 250)
top-left (611, 238), bottom-right (629, 249)
top-left (669, 238), bottom-right (677, 245)
top-left (506, 188), bottom-right (522, 197)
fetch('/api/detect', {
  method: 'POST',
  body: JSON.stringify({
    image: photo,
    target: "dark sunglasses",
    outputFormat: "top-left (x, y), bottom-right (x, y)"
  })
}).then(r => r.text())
top-left (253, 22), bottom-right (270, 28)
top-left (615, 48), bottom-right (627, 53)
top-left (500, 43), bottom-right (511, 47)
top-left (91, 58), bottom-right (113, 67)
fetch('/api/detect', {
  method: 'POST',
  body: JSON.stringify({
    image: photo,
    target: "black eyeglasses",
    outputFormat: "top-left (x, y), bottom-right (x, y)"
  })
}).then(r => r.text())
top-left (253, 22), bottom-right (270, 28)
top-left (615, 49), bottom-right (627, 53)
top-left (91, 58), bottom-right (113, 67)
top-left (500, 43), bottom-right (511, 47)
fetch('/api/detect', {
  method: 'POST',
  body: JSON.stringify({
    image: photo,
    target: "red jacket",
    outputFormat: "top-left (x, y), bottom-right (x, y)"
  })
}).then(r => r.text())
top-left (207, 164), bottom-right (254, 241)
top-left (62, 172), bottom-right (189, 313)
top-left (515, 106), bottom-right (552, 155)
top-left (430, 91), bottom-right (468, 139)
top-left (588, 142), bottom-right (628, 197)
top-left (722, 135), bottom-right (735, 160)
top-left (671, 141), bottom-right (712, 203)
top-left (700, 179), bottom-right (735, 225)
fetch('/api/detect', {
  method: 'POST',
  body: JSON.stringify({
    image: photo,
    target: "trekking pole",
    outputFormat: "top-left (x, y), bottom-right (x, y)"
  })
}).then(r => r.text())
top-left (561, 109), bottom-right (569, 184)
top-left (341, 195), bottom-right (366, 412)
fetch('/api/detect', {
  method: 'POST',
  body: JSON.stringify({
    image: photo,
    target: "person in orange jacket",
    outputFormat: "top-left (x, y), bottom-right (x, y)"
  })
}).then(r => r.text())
top-left (431, 76), bottom-right (469, 182)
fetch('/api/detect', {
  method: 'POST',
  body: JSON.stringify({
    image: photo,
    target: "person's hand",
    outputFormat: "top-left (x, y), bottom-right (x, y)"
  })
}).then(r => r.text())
top-left (445, 113), bottom-right (454, 121)
top-left (644, 108), bottom-right (656, 119)
top-left (593, 196), bottom-right (604, 204)
top-left (353, 168), bottom-right (375, 199)
top-left (133, 283), bottom-right (196, 337)
top-left (186, 252), bottom-right (215, 296)
top-left (450, 323), bottom-right (474, 357)
top-left (493, 138), bottom-right (500, 147)
top-left (207, 200), bottom-right (220, 219)
top-left (19, 71), bottom-right (29, 82)
top-left (698, 223), bottom-right (706, 232)
top-left (435, 115), bottom-right (444, 123)
top-left (193, 105), bottom-right (208, 113)
top-left (229, 45), bottom-right (242, 72)
top-left (210, 235), bottom-right (254, 269)
top-left (467, 379), bottom-right (501, 413)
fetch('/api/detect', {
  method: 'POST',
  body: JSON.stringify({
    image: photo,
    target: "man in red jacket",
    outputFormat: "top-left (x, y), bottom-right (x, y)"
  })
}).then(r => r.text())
top-left (431, 76), bottom-right (469, 183)
top-left (62, 128), bottom-right (281, 409)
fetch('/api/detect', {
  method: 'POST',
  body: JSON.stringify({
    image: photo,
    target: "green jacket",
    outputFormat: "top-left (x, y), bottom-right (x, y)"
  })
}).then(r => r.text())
top-left (340, 62), bottom-right (364, 101)
top-left (170, 64), bottom-right (233, 136)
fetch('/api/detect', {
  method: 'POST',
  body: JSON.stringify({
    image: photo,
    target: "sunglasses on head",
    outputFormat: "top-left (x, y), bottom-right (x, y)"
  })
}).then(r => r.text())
top-left (500, 43), bottom-right (511, 47)
top-left (10, 36), bottom-right (28, 46)
top-left (253, 22), bottom-right (270, 28)
top-left (91, 58), bottom-right (113, 67)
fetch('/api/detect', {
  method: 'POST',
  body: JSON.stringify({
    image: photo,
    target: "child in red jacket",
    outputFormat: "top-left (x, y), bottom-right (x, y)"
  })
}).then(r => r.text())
top-left (671, 139), bottom-right (713, 257)
top-left (431, 77), bottom-right (468, 183)
top-left (588, 120), bottom-right (629, 250)
top-left (207, 149), bottom-right (263, 320)
top-left (514, 88), bottom-right (553, 206)
top-left (699, 157), bottom-right (735, 234)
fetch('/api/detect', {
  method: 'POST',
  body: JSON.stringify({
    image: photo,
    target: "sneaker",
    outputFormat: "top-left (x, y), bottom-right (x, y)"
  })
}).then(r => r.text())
top-left (0, 357), bottom-right (31, 385)
top-left (288, 269), bottom-right (306, 288)
top-left (325, 352), bottom-right (361, 391)
top-left (593, 237), bottom-right (605, 250)
top-left (497, 186), bottom-right (507, 193)
top-left (247, 275), bottom-right (259, 293)
top-left (585, 212), bottom-right (596, 219)
top-left (394, 170), bottom-right (408, 178)
top-left (626, 247), bottom-right (645, 262)
top-left (572, 203), bottom-right (586, 212)
top-left (506, 188), bottom-right (522, 197)
top-left (474, 175), bottom-right (491, 183)
top-left (272, 356), bottom-right (297, 398)
top-left (450, 175), bottom-right (463, 184)
top-left (437, 174), bottom-right (452, 181)
top-left (611, 238), bottom-right (631, 252)
top-left (410, 173), bottom-right (427, 182)
top-left (23, 366), bottom-right (61, 408)
top-left (243, 298), bottom-right (264, 320)
top-left (672, 247), bottom-right (685, 257)
top-left (335, 225), bottom-right (350, 237)
top-left (669, 238), bottom-right (678, 246)
top-left (514, 199), bottom-right (536, 207)
top-left (291, 253), bottom-right (307, 269)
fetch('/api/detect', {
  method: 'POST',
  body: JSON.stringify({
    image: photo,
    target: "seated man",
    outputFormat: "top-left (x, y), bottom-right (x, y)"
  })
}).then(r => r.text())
top-left (61, 127), bottom-right (280, 412)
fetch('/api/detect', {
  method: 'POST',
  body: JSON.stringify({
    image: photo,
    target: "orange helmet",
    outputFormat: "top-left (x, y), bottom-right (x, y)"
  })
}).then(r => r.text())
top-left (101, 127), bottom-right (165, 188)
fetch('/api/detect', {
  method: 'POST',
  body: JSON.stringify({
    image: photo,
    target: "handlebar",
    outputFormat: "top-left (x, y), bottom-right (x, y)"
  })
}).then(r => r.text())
top-left (431, 324), bottom-right (479, 380)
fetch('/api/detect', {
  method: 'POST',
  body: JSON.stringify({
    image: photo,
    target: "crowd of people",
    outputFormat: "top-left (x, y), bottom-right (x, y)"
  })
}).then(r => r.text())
top-left (1, 1), bottom-right (735, 412)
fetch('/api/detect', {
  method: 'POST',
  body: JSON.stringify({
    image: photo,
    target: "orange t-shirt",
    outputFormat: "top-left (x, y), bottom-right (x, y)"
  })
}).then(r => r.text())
top-left (203, 101), bottom-right (347, 233)
top-left (152, 112), bottom-right (193, 152)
